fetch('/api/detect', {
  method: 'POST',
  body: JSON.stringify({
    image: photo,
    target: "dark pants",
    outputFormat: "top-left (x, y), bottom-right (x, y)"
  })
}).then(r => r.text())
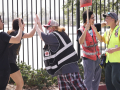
top-left (105, 62), bottom-right (120, 90)
top-left (0, 70), bottom-right (10, 90)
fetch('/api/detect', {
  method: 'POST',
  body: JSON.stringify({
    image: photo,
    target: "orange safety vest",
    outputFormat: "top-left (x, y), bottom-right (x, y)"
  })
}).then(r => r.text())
top-left (79, 26), bottom-right (101, 60)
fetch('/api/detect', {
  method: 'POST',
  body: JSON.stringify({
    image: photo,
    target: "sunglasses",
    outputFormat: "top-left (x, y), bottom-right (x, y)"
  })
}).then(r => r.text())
top-left (46, 26), bottom-right (51, 29)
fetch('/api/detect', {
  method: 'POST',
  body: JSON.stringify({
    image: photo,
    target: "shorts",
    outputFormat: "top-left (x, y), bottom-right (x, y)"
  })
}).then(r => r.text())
top-left (10, 63), bottom-right (19, 74)
top-left (57, 72), bottom-right (87, 90)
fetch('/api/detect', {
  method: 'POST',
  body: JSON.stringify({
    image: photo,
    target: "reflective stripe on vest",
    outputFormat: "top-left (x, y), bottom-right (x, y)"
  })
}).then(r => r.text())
top-left (45, 51), bottom-right (77, 70)
top-left (79, 28), bottom-right (97, 48)
top-left (44, 42), bottom-right (73, 60)
top-left (46, 65), bottom-right (57, 70)
top-left (53, 31), bottom-right (67, 46)
top-left (83, 50), bottom-right (98, 55)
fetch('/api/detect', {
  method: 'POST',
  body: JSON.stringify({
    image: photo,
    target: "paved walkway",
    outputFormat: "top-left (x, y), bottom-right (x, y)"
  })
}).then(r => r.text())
top-left (6, 84), bottom-right (59, 90)
top-left (7, 84), bottom-right (107, 90)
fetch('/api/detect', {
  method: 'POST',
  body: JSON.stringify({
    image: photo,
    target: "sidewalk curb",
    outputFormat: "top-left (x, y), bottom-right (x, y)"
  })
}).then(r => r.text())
top-left (98, 84), bottom-right (107, 90)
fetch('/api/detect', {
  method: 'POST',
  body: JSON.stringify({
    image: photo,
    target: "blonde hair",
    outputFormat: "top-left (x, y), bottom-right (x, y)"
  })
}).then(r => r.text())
top-left (53, 26), bottom-right (65, 32)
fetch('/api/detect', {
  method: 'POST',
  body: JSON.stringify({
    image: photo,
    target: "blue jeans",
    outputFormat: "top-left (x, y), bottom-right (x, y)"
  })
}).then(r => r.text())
top-left (0, 70), bottom-right (10, 90)
top-left (105, 62), bottom-right (120, 90)
top-left (83, 57), bottom-right (101, 90)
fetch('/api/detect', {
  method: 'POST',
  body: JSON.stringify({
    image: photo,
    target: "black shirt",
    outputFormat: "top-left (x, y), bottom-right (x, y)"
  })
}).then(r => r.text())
top-left (8, 31), bottom-right (24, 63)
top-left (77, 23), bottom-right (101, 41)
top-left (0, 32), bottom-right (11, 70)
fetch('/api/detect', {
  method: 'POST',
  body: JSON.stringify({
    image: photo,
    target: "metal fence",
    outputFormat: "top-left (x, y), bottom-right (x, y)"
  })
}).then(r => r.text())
top-left (0, 0), bottom-right (119, 70)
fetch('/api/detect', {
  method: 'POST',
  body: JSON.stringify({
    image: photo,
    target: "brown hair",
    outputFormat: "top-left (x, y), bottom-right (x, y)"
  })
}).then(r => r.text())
top-left (7, 18), bottom-right (23, 34)
top-left (12, 18), bottom-right (23, 30)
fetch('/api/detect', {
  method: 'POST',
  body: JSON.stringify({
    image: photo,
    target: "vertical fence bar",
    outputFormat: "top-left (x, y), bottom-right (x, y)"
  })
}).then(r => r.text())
top-left (49, 0), bottom-right (51, 19)
top-left (12, 0), bottom-right (14, 20)
top-left (96, 2), bottom-right (97, 23)
top-left (40, 0), bottom-right (43, 68)
top-left (21, 0), bottom-right (24, 63)
top-left (117, 0), bottom-right (118, 15)
top-left (76, 0), bottom-right (80, 58)
top-left (34, 0), bottom-right (39, 69)
top-left (36, 0), bottom-right (39, 70)
top-left (17, 0), bottom-right (18, 17)
top-left (104, 0), bottom-right (106, 48)
top-left (59, 0), bottom-right (60, 25)
top-left (67, 0), bottom-right (69, 36)
top-left (7, 0), bottom-right (9, 30)
top-left (2, 0), bottom-right (4, 32)
top-left (31, 0), bottom-right (34, 69)
top-left (72, 0), bottom-right (74, 45)
top-left (108, 0), bottom-right (110, 12)
top-left (100, 0), bottom-right (102, 53)
top-left (45, 0), bottom-right (47, 33)
top-left (63, 0), bottom-right (65, 26)
top-left (26, 0), bottom-right (29, 65)
top-left (112, 0), bottom-right (114, 12)
top-left (91, 1), bottom-right (93, 11)
top-left (54, 0), bottom-right (56, 20)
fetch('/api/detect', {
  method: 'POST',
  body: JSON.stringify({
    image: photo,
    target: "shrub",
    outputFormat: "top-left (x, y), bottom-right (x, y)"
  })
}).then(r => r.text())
top-left (9, 62), bottom-right (57, 89)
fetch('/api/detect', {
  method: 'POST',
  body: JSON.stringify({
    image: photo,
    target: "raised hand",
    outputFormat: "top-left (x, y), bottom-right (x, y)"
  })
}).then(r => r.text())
top-left (36, 14), bottom-right (43, 31)
top-left (85, 23), bottom-right (90, 31)
top-left (91, 25), bottom-right (97, 32)
top-left (34, 17), bottom-right (37, 29)
top-left (19, 18), bottom-right (23, 31)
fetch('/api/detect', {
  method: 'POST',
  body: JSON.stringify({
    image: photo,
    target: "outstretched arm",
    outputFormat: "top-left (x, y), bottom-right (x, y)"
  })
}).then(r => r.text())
top-left (34, 16), bottom-right (44, 41)
top-left (9, 18), bottom-right (23, 43)
top-left (22, 21), bottom-right (36, 38)
top-left (36, 14), bottom-right (43, 32)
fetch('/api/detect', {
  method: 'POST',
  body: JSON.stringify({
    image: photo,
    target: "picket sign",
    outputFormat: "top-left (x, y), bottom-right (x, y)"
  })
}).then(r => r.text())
top-left (80, 0), bottom-right (92, 23)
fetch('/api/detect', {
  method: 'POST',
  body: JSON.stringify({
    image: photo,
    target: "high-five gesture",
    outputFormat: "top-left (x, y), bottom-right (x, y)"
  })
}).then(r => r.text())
top-left (19, 18), bottom-right (23, 31)
top-left (36, 14), bottom-right (43, 31)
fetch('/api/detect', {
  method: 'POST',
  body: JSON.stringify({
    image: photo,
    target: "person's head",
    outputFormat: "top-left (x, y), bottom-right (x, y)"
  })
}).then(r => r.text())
top-left (0, 15), bottom-right (4, 30)
top-left (103, 12), bottom-right (118, 26)
top-left (43, 20), bottom-right (65, 33)
top-left (12, 18), bottom-right (25, 31)
top-left (83, 10), bottom-right (95, 25)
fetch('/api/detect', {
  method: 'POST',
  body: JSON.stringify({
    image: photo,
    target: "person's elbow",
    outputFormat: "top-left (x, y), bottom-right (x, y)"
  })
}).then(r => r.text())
top-left (79, 39), bottom-right (83, 44)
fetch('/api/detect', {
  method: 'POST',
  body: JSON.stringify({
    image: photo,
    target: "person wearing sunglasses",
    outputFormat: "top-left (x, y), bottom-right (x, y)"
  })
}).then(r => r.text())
top-left (0, 15), bottom-right (23, 90)
top-left (93, 12), bottom-right (120, 90)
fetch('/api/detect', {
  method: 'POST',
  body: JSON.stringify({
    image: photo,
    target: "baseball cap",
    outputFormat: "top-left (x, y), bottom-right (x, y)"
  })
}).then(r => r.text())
top-left (43, 20), bottom-right (59, 28)
top-left (103, 12), bottom-right (118, 21)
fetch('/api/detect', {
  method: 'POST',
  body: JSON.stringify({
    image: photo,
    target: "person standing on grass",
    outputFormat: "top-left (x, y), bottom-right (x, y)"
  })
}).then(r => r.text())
top-left (93, 12), bottom-right (120, 90)
top-left (0, 16), bottom-right (23, 90)
top-left (35, 14), bottom-right (87, 90)
top-left (7, 18), bottom-right (36, 90)
top-left (77, 10), bottom-right (106, 90)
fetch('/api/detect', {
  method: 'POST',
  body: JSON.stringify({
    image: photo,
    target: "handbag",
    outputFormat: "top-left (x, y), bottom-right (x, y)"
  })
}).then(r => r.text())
top-left (99, 53), bottom-right (106, 69)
